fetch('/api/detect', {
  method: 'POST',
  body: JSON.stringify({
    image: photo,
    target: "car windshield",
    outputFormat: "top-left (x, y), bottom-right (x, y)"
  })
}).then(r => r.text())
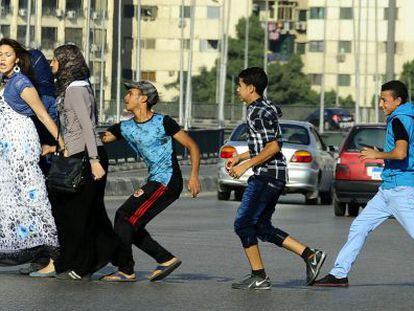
top-left (229, 123), bottom-right (310, 145)
top-left (344, 128), bottom-right (385, 151)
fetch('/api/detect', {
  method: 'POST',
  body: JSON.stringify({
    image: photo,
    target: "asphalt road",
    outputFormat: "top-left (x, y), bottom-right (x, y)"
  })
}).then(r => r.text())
top-left (1, 193), bottom-right (414, 311)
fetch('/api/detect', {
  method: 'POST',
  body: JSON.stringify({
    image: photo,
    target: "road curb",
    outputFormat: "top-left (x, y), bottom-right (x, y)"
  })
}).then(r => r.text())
top-left (106, 175), bottom-right (218, 197)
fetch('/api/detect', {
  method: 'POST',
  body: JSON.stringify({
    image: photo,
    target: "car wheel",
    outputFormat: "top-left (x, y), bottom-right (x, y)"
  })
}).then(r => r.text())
top-left (234, 189), bottom-right (244, 201)
top-left (320, 191), bottom-right (333, 205)
top-left (348, 204), bottom-right (360, 217)
top-left (334, 200), bottom-right (346, 216)
top-left (217, 190), bottom-right (231, 201)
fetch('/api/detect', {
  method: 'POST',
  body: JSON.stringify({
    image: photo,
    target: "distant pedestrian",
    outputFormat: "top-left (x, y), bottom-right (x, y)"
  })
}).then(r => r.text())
top-left (314, 80), bottom-right (414, 287)
top-left (228, 67), bottom-right (326, 290)
top-left (101, 80), bottom-right (201, 282)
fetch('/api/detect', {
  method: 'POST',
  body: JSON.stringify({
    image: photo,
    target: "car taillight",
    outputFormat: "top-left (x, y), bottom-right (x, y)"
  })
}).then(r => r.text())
top-left (335, 163), bottom-right (350, 179)
top-left (220, 146), bottom-right (236, 159)
top-left (290, 150), bottom-right (312, 163)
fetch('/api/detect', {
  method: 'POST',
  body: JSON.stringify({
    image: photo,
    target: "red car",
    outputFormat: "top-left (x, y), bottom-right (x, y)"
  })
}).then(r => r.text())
top-left (334, 124), bottom-right (386, 216)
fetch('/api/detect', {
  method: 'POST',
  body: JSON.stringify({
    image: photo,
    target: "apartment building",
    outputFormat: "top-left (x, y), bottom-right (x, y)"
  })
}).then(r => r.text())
top-left (123, 0), bottom-right (251, 102)
top-left (275, 0), bottom-right (414, 114)
top-left (0, 0), bottom-right (114, 117)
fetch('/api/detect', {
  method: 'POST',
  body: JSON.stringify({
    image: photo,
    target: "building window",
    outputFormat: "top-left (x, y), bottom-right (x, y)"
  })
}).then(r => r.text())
top-left (298, 10), bottom-right (307, 22)
top-left (384, 7), bottom-right (398, 20)
top-left (17, 25), bottom-right (35, 44)
top-left (42, 0), bottom-right (57, 15)
top-left (200, 39), bottom-right (219, 52)
top-left (278, 6), bottom-right (293, 21)
top-left (309, 7), bottom-right (325, 19)
top-left (338, 41), bottom-right (352, 53)
top-left (310, 74), bottom-right (322, 86)
top-left (141, 39), bottom-right (156, 49)
top-left (1, 0), bottom-right (12, 15)
top-left (380, 41), bottom-right (402, 54)
top-left (296, 43), bottom-right (306, 55)
top-left (207, 6), bottom-right (220, 19)
top-left (41, 27), bottom-right (57, 50)
top-left (181, 39), bottom-right (190, 50)
top-left (142, 6), bottom-right (158, 21)
top-left (0, 25), bottom-right (11, 38)
top-left (122, 69), bottom-right (133, 80)
top-left (142, 71), bottom-right (156, 82)
top-left (65, 27), bottom-right (83, 47)
top-left (124, 4), bottom-right (134, 18)
top-left (179, 5), bottom-right (191, 18)
top-left (338, 74), bottom-right (351, 86)
top-left (339, 7), bottom-right (353, 19)
top-left (309, 41), bottom-right (324, 52)
top-left (66, 0), bottom-right (83, 16)
top-left (18, 0), bottom-right (35, 16)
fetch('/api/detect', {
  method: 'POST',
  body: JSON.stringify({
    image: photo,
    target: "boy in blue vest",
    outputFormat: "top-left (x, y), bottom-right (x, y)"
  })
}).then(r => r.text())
top-left (314, 80), bottom-right (414, 287)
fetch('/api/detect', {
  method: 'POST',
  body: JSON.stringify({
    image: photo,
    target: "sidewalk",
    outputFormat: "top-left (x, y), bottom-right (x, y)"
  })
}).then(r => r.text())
top-left (105, 159), bottom-right (219, 196)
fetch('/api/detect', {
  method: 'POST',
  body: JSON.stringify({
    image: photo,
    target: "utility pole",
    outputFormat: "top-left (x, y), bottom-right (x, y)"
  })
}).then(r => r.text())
top-left (135, 0), bottom-right (142, 81)
top-left (99, 10), bottom-right (106, 124)
top-left (116, 0), bottom-right (122, 122)
top-left (218, 0), bottom-right (231, 129)
top-left (0, 0), bottom-right (2, 39)
top-left (242, 0), bottom-right (250, 120)
top-left (363, 0), bottom-right (369, 123)
top-left (385, 0), bottom-right (396, 81)
top-left (319, 0), bottom-right (327, 133)
top-left (178, 0), bottom-right (185, 126)
top-left (85, 0), bottom-right (91, 65)
top-left (263, 0), bottom-right (269, 74)
top-left (352, 0), bottom-right (361, 124)
top-left (374, 0), bottom-right (379, 123)
top-left (25, 0), bottom-right (32, 47)
top-left (184, 0), bottom-right (196, 131)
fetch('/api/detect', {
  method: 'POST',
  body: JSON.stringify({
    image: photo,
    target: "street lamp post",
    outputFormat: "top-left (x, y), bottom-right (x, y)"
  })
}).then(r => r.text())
top-left (25, 0), bottom-right (32, 47)
top-left (178, 0), bottom-right (185, 126)
top-left (135, 0), bottom-right (142, 81)
top-left (116, 0), bottom-right (122, 122)
top-left (263, 0), bottom-right (269, 74)
top-left (98, 10), bottom-right (106, 124)
top-left (218, 0), bottom-right (231, 129)
top-left (85, 0), bottom-right (91, 65)
top-left (184, 0), bottom-right (196, 131)
top-left (319, 0), bottom-right (327, 133)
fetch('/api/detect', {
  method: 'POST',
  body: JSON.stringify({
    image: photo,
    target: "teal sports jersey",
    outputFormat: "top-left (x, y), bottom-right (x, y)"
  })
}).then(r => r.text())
top-left (108, 114), bottom-right (181, 185)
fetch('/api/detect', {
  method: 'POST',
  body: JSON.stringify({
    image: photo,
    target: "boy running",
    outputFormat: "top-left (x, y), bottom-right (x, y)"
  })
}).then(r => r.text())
top-left (101, 81), bottom-right (201, 282)
top-left (228, 67), bottom-right (326, 290)
top-left (314, 80), bottom-right (414, 287)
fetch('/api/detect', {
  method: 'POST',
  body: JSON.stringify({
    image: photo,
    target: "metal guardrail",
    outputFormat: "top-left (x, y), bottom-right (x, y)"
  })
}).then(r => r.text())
top-left (98, 128), bottom-right (224, 164)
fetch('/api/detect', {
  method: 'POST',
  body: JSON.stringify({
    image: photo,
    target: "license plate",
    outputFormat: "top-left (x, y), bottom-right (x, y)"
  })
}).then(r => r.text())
top-left (339, 121), bottom-right (354, 128)
top-left (366, 166), bottom-right (383, 180)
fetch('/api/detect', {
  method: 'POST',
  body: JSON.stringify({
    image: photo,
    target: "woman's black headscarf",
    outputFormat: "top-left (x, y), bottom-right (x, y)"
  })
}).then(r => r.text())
top-left (53, 44), bottom-right (90, 98)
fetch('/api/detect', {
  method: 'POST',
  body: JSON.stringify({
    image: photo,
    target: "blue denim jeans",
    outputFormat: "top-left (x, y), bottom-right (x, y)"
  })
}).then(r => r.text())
top-left (234, 175), bottom-right (289, 248)
top-left (330, 186), bottom-right (414, 278)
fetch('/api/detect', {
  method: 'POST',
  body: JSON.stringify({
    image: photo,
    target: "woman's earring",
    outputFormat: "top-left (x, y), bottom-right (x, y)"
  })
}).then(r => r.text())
top-left (13, 65), bottom-right (21, 73)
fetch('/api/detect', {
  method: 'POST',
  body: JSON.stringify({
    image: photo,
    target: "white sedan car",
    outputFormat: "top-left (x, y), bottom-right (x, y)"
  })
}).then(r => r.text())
top-left (217, 120), bottom-right (335, 204)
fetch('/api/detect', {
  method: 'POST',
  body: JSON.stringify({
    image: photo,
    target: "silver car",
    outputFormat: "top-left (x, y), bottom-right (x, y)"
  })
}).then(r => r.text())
top-left (217, 120), bottom-right (335, 204)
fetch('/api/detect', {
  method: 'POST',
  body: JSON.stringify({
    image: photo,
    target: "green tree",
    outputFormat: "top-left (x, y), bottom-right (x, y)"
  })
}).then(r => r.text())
top-left (168, 14), bottom-right (353, 107)
top-left (400, 60), bottom-right (414, 101)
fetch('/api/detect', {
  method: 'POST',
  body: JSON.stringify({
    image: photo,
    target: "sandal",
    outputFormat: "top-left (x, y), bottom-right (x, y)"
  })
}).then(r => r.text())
top-left (148, 259), bottom-right (182, 282)
top-left (101, 271), bottom-right (137, 282)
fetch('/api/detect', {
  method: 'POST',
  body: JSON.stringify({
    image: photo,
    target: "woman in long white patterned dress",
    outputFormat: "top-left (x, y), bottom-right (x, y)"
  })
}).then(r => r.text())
top-left (0, 39), bottom-right (63, 267)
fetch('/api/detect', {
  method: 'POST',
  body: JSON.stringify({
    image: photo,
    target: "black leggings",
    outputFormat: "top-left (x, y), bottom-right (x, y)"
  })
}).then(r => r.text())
top-left (113, 176), bottom-right (183, 275)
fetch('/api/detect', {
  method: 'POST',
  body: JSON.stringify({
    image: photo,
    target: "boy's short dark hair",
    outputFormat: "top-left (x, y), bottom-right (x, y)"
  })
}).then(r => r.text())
top-left (381, 80), bottom-right (408, 104)
top-left (238, 67), bottom-right (268, 96)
